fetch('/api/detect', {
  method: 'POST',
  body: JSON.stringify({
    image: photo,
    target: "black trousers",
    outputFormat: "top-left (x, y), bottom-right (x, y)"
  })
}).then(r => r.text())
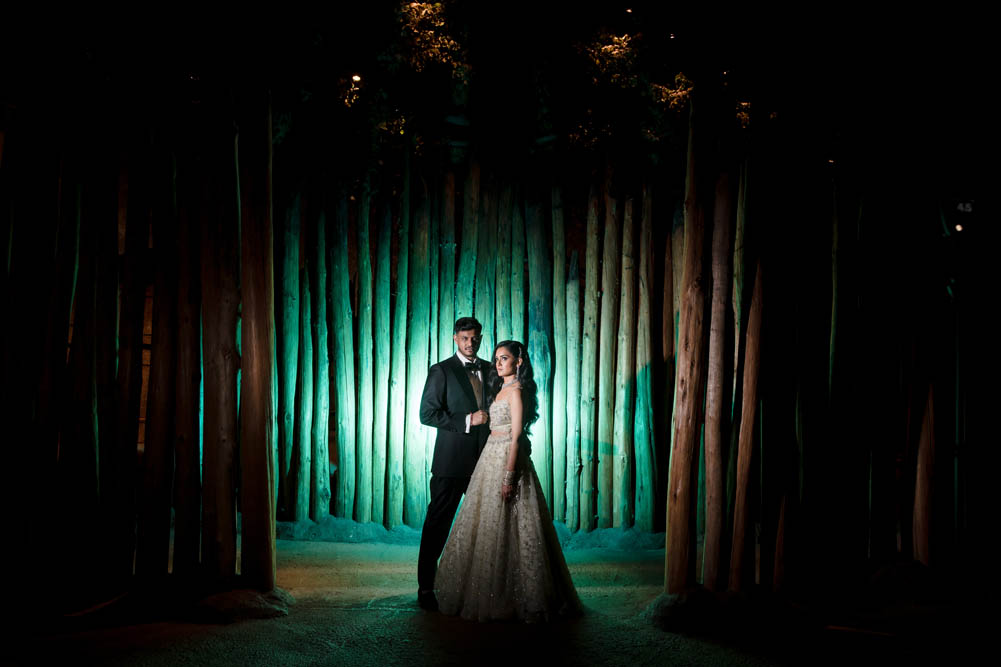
top-left (417, 474), bottom-right (470, 592)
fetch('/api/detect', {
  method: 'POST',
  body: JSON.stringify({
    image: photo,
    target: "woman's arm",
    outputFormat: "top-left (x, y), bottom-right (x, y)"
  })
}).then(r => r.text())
top-left (501, 388), bottom-right (524, 501)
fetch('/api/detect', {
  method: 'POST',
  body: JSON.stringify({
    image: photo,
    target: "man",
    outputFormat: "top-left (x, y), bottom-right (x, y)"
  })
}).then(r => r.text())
top-left (416, 316), bottom-right (490, 611)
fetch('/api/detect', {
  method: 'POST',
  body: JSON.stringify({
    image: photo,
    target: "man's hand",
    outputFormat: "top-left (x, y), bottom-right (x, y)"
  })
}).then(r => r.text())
top-left (469, 410), bottom-right (489, 426)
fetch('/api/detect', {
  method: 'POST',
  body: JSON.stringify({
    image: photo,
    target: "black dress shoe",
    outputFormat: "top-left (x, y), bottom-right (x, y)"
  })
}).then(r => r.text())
top-left (417, 589), bottom-right (439, 611)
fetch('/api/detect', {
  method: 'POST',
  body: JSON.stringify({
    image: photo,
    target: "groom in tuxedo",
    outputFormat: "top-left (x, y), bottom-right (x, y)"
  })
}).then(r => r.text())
top-left (416, 316), bottom-right (490, 611)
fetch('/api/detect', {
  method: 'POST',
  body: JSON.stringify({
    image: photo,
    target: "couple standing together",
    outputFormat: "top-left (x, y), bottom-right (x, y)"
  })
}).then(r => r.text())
top-left (416, 317), bottom-right (581, 622)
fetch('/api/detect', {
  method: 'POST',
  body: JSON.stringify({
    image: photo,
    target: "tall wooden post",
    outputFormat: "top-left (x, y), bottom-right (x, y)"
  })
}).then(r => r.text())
top-left (373, 202), bottom-right (392, 526)
top-left (579, 184), bottom-right (600, 532)
top-left (276, 192), bottom-right (301, 519)
top-left (201, 116), bottom-right (240, 580)
top-left (551, 186), bottom-right (568, 523)
top-left (475, 178), bottom-right (497, 357)
top-left (703, 169), bottom-right (734, 590)
top-left (238, 92), bottom-right (277, 591)
top-left (454, 160), bottom-right (479, 320)
top-left (729, 260), bottom-right (763, 592)
top-left (387, 156), bottom-right (410, 529)
top-left (526, 187), bottom-right (552, 507)
top-left (405, 189), bottom-right (431, 527)
top-left (294, 265), bottom-right (313, 522)
top-left (495, 183), bottom-right (512, 344)
top-left (597, 173), bottom-right (619, 529)
top-left (511, 188), bottom-right (526, 345)
top-left (309, 205), bottom-right (331, 522)
top-left (565, 251), bottom-right (582, 531)
top-left (356, 184), bottom-right (374, 523)
top-left (612, 196), bottom-right (636, 528)
top-left (330, 193), bottom-right (356, 520)
top-left (634, 183), bottom-right (656, 532)
top-left (665, 108), bottom-right (709, 594)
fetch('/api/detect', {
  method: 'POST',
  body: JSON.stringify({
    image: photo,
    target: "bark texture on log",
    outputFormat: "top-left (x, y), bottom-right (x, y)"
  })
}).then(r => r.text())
top-left (294, 265), bottom-right (313, 522)
top-left (356, 186), bottom-right (374, 523)
top-left (276, 192), bottom-right (300, 520)
top-left (405, 189), bottom-right (431, 527)
top-left (612, 197), bottom-right (635, 528)
top-left (331, 193), bottom-right (356, 520)
top-left (703, 169), bottom-right (734, 591)
top-left (634, 184), bottom-right (656, 532)
top-left (310, 206), bottom-right (331, 522)
top-left (579, 185), bottom-right (600, 532)
top-left (373, 203), bottom-right (391, 526)
top-left (526, 189), bottom-right (552, 507)
top-left (729, 260), bottom-right (763, 593)
top-left (597, 178), bottom-right (620, 529)
top-left (565, 251), bottom-right (582, 532)
top-left (455, 161), bottom-right (479, 321)
top-left (551, 186), bottom-right (567, 522)
top-left (238, 95), bottom-right (277, 591)
top-left (665, 111), bottom-right (709, 594)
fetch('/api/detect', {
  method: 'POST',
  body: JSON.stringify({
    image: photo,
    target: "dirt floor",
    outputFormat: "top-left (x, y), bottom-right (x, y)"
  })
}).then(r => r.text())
top-left (24, 539), bottom-right (964, 666)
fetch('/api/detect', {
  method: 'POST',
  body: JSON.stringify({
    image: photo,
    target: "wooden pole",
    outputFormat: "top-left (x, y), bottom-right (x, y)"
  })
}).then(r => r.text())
top-left (137, 140), bottom-right (178, 579)
top-left (387, 157), bottom-right (409, 529)
top-left (404, 187), bottom-right (431, 527)
top-left (330, 192), bottom-right (356, 520)
top-left (294, 265), bottom-right (313, 522)
top-left (309, 205), bottom-right (331, 522)
top-left (356, 183), bottom-right (374, 523)
top-left (612, 196), bottom-right (636, 528)
top-left (438, 171), bottom-right (456, 366)
top-left (201, 118), bottom-right (240, 580)
top-left (551, 185), bottom-right (567, 523)
top-left (172, 144), bottom-right (202, 574)
top-left (729, 260), bottom-right (763, 592)
top-left (526, 187), bottom-right (552, 507)
top-left (238, 91), bottom-right (277, 591)
top-left (579, 184), bottom-right (600, 532)
top-left (276, 191), bottom-right (301, 520)
top-left (373, 202), bottom-right (391, 526)
top-left (454, 160), bottom-right (479, 320)
top-left (665, 108), bottom-right (709, 594)
top-left (474, 178), bottom-right (496, 356)
top-left (565, 251), bottom-right (582, 531)
top-left (703, 169), bottom-right (734, 590)
top-left (511, 187), bottom-right (526, 345)
top-left (597, 172), bottom-right (619, 529)
top-left (634, 183), bottom-right (656, 531)
top-left (495, 183), bottom-right (512, 344)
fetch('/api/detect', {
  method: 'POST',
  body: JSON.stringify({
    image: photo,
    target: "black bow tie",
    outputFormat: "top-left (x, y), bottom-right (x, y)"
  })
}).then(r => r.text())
top-left (464, 361), bottom-right (480, 372)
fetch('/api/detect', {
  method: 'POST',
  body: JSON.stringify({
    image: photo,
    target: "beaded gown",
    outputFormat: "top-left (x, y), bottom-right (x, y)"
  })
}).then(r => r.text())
top-left (434, 395), bottom-right (582, 622)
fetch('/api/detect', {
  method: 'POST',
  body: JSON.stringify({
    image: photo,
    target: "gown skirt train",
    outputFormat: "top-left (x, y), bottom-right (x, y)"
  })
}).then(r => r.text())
top-left (434, 398), bottom-right (582, 622)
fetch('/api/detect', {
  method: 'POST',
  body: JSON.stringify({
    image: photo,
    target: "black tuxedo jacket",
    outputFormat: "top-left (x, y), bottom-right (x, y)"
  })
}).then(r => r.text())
top-left (419, 355), bottom-right (489, 477)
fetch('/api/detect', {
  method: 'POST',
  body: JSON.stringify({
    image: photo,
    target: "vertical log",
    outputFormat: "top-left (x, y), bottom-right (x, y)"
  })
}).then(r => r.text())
top-left (276, 192), bottom-right (301, 519)
top-left (239, 92), bottom-right (277, 591)
top-left (551, 186), bottom-right (567, 523)
top-left (294, 265), bottom-right (313, 522)
top-left (173, 139), bottom-right (202, 574)
top-left (565, 251), bottom-right (582, 531)
top-left (405, 188), bottom-right (431, 527)
top-left (703, 169), bottom-right (734, 590)
top-left (438, 171), bottom-right (456, 366)
top-left (475, 178), bottom-right (496, 356)
top-left (201, 119), bottom-right (240, 580)
top-left (137, 141), bottom-right (178, 578)
top-left (612, 196), bottom-right (636, 528)
top-left (526, 188), bottom-right (552, 507)
top-left (330, 192), bottom-right (356, 519)
top-left (729, 260), bottom-right (763, 592)
top-left (454, 160), bottom-right (479, 320)
top-left (387, 151), bottom-right (410, 528)
top-left (665, 110), bottom-right (709, 594)
top-left (913, 383), bottom-right (935, 565)
top-left (597, 175), bottom-right (619, 529)
top-left (495, 183), bottom-right (512, 344)
top-left (579, 185), bottom-right (600, 532)
top-left (310, 205), bottom-right (331, 522)
top-left (511, 188), bottom-right (526, 345)
top-left (634, 183), bottom-right (656, 531)
top-left (373, 202), bottom-right (391, 525)
top-left (356, 184), bottom-right (374, 523)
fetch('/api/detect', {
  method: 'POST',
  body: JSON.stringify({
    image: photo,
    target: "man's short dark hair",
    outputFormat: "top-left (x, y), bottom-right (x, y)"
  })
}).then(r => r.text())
top-left (454, 317), bottom-right (482, 335)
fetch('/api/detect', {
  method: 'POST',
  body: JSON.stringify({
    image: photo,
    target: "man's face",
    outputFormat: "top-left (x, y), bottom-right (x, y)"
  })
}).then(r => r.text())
top-left (453, 329), bottom-right (482, 358)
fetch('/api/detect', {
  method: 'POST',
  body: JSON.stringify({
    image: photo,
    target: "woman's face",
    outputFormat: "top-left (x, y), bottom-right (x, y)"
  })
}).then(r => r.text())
top-left (494, 346), bottom-right (521, 379)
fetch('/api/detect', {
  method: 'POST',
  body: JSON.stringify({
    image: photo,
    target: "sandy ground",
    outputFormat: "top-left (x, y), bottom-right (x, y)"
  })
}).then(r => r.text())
top-left (24, 537), bottom-right (962, 666)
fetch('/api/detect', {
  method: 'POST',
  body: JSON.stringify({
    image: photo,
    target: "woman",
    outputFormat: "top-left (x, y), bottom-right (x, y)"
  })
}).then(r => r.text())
top-left (434, 340), bottom-right (582, 622)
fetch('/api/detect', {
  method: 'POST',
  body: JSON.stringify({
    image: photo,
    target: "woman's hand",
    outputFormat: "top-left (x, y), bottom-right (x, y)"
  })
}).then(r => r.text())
top-left (501, 482), bottom-right (515, 502)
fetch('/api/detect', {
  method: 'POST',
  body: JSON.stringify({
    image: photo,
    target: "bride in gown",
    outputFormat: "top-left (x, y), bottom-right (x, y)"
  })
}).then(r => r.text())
top-left (434, 340), bottom-right (582, 622)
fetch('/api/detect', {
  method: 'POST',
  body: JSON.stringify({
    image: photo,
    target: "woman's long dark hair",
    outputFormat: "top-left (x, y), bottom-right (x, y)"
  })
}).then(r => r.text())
top-left (485, 340), bottom-right (539, 433)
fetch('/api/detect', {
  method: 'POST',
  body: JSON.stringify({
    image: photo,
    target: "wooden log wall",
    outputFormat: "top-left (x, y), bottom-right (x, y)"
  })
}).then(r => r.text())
top-left (0, 84), bottom-right (969, 609)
